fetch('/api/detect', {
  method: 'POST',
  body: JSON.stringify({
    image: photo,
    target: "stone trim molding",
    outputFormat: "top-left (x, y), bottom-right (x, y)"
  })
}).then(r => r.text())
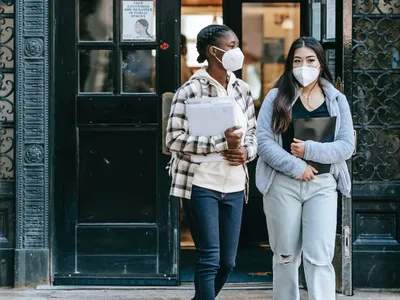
top-left (15, 0), bottom-right (49, 286)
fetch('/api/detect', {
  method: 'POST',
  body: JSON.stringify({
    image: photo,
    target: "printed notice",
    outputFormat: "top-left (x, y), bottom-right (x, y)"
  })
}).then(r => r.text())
top-left (122, 1), bottom-right (155, 41)
top-left (326, 0), bottom-right (336, 39)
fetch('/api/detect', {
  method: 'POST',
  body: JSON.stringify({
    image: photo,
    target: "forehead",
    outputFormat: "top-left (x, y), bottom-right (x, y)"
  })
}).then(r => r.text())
top-left (294, 46), bottom-right (317, 58)
top-left (217, 30), bottom-right (238, 44)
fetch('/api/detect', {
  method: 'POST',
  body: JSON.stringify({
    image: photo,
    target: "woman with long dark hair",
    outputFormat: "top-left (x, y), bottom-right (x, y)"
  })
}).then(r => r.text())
top-left (256, 37), bottom-right (354, 300)
top-left (166, 25), bottom-right (257, 300)
top-left (134, 19), bottom-right (152, 39)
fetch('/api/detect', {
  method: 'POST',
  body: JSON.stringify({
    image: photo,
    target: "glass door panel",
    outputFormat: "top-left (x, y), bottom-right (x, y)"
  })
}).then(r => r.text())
top-left (242, 3), bottom-right (300, 109)
top-left (122, 50), bottom-right (156, 93)
top-left (79, 50), bottom-right (114, 93)
top-left (79, 0), bottom-right (114, 41)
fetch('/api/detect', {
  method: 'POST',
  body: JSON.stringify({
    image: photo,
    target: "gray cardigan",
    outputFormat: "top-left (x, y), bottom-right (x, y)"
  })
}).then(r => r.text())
top-left (256, 78), bottom-right (354, 197)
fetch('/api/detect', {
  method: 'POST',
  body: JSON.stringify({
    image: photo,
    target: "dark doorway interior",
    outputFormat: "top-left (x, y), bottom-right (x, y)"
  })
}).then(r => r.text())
top-left (178, 1), bottom-right (303, 285)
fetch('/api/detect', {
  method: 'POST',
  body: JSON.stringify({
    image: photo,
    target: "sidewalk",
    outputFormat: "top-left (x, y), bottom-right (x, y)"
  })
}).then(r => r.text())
top-left (0, 288), bottom-right (399, 300)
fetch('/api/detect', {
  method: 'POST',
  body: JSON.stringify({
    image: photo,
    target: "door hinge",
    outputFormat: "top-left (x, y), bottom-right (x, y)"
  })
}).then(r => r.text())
top-left (173, 228), bottom-right (178, 274)
top-left (343, 226), bottom-right (350, 258)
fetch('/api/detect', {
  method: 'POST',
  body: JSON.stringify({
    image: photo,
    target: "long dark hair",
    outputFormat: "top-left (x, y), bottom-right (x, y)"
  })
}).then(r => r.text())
top-left (196, 24), bottom-right (231, 63)
top-left (136, 19), bottom-right (152, 38)
top-left (272, 37), bottom-right (333, 134)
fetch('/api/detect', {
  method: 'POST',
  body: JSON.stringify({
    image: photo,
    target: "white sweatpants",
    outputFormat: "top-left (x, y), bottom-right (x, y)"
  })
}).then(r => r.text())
top-left (264, 172), bottom-right (338, 300)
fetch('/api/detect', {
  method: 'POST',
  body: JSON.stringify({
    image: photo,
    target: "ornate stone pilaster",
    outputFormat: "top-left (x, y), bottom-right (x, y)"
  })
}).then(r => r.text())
top-left (15, 0), bottom-right (49, 287)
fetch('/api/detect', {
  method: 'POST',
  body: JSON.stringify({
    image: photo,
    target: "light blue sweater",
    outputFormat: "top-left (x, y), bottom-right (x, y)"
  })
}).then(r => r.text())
top-left (256, 78), bottom-right (354, 197)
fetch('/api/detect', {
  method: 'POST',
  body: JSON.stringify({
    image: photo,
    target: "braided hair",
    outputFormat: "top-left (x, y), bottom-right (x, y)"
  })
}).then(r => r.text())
top-left (196, 25), bottom-right (231, 63)
top-left (136, 19), bottom-right (152, 38)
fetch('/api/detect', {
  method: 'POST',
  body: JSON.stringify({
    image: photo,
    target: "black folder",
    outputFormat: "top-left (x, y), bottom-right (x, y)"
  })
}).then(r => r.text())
top-left (293, 116), bottom-right (337, 174)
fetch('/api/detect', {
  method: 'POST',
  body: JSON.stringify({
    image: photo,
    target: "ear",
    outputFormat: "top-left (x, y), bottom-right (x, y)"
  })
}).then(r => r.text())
top-left (181, 46), bottom-right (187, 56)
top-left (208, 45), bottom-right (217, 57)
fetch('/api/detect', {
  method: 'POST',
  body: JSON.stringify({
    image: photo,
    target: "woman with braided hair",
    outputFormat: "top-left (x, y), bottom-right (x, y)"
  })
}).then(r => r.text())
top-left (166, 25), bottom-right (257, 299)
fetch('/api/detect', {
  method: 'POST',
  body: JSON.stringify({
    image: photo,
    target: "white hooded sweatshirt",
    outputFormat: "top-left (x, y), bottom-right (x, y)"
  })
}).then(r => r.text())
top-left (190, 68), bottom-right (247, 193)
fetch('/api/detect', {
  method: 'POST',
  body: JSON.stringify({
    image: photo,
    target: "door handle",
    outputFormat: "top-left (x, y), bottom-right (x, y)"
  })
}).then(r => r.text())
top-left (335, 76), bottom-right (344, 93)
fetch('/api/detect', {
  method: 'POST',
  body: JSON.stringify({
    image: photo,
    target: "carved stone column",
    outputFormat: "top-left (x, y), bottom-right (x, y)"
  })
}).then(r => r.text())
top-left (15, 0), bottom-right (50, 287)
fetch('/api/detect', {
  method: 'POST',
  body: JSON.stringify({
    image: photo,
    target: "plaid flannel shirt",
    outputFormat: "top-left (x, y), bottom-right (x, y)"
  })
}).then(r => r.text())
top-left (166, 72), bottom-right (257, 201)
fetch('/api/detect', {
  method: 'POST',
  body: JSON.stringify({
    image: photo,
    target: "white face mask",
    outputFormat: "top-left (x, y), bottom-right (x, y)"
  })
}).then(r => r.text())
top-left (212, 46), bottom-right (244, 72)
top-left (292, 65), bottom-right (321, 87)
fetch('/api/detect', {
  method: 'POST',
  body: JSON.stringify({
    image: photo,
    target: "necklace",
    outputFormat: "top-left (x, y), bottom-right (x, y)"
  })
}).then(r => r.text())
top-left (301, 81), bottom-right (319, 110)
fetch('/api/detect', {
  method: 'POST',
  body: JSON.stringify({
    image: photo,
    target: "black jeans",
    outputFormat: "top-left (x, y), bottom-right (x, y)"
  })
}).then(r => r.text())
top-left (182, 185), bottom-right (244, 300)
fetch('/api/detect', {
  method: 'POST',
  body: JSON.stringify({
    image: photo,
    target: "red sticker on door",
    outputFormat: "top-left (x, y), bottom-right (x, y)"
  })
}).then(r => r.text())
top-left (160, 42), bottom-right (169, 50)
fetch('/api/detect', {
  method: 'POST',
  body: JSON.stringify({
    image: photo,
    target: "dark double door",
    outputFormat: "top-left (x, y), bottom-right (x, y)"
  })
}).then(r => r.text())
top-left (52, 0), bottom-right (400, 290)
top-left (53, 0), bottom-right (180, 285)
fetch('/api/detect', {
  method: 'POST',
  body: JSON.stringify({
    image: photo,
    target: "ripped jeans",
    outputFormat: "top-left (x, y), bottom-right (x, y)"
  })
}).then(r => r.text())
top-left (264, 172), bottom-right (338, 300)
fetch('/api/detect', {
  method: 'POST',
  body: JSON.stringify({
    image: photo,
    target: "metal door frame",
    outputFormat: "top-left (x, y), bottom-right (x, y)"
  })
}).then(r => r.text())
top-left (341, 0), bottom-right (353, 295)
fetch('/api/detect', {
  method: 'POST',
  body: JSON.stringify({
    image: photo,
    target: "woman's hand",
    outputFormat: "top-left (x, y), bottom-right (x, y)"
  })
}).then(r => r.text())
top-left (223, 146), bottom-right (248, 166)
top-left (291, 138), bottom-right (305, 158)
top-left (299, 164), bottom-right (318, 181)
top-left (224, 126), bottom-right (243, 150)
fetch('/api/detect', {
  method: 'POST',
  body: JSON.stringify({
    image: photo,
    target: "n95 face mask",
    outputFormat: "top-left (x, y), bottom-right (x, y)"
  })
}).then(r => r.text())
top-left (292, 66), bottom-right (320, 87)
top-left (213, 46), bottom-right (244, 72)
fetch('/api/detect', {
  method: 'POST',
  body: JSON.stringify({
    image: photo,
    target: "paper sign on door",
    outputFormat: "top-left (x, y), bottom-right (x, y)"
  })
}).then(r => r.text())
top-left (122, 1), bottom-right (155, 41)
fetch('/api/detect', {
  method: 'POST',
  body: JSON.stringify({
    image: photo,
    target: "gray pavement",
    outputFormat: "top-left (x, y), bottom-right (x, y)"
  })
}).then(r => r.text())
top-left (0, 287), bottom-right (400, 300)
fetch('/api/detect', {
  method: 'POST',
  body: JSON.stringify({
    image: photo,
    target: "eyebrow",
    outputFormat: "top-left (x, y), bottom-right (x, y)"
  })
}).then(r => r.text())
top-left (294, 55), bottom-right (316, 59)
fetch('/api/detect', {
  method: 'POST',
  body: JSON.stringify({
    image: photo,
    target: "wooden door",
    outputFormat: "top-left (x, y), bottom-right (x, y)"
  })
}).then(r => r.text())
top-left (53, 0), bottom-right (180, 285)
